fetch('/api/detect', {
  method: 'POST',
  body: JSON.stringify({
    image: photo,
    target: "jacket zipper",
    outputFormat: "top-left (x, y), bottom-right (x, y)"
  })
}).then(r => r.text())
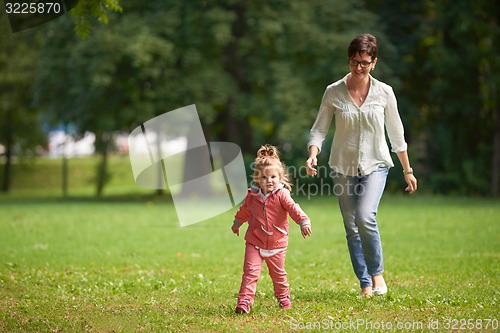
top-left (263, 203), bottom-right (269, 248)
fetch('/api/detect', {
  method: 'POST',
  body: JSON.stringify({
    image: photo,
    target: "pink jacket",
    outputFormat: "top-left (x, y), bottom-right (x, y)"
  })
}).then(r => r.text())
top-left (233, 185), bottom-right (310, 250)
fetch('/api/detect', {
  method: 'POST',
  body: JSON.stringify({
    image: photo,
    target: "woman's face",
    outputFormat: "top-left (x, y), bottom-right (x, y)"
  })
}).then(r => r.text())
top-left (348, 52), bottom-right (377, 81)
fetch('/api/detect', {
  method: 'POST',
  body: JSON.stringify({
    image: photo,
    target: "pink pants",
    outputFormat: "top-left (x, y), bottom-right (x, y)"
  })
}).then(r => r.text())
top-left (237, 243), bottom-right (289, 305)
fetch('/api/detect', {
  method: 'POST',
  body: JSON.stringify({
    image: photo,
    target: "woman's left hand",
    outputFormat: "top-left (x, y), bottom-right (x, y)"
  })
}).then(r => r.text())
top-left (404, 174), bottom-right (417, 195)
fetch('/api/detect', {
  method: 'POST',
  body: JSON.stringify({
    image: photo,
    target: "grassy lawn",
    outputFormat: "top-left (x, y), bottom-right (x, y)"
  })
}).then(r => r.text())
top-left (0, 191), bottom-right (499, 332)
top-left (0, 157), bottom-right (499, 332)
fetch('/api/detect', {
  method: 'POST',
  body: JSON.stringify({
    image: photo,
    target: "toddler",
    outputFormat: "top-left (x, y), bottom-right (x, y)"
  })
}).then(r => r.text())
top-left (231, 144), bottom-right (312, 313)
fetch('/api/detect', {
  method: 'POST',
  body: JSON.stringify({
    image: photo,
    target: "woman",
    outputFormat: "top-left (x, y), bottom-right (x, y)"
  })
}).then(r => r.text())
top-left (305, 33), bottom-right (417, 297)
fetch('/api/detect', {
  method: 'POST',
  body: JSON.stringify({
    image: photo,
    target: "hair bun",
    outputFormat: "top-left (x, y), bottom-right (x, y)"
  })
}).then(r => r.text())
top-left (257, 144), bottom-right (279, 159)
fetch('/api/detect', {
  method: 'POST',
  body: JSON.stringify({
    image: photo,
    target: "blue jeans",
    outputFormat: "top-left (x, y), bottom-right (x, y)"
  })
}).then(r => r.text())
top-left (332, 166), bottom-right (388, 288)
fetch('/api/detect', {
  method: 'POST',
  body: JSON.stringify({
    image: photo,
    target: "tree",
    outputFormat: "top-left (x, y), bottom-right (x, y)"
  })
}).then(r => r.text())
top-left (0, 18), bottom-right (46, 192)
top-left (71, 0), bottom-right (123, 37)
top-left (35, 0), bottom-right (392, 195)
top-left (1, 0), bottom-right (122, 194)
top-left (413, 0), bottom-right (499, 195)
top-left (35, 11), bottom-right (175, 195)
top-left (151, 0), bottom-right (390, 154)
top-left (367, 0), bottom-right (499, 196)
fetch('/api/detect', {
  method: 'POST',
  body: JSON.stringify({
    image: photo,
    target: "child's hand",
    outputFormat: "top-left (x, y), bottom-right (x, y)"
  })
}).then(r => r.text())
top-left (301, 225), bottom-right (312, 238)
top-left (231, 225), bottom-right (240, 236)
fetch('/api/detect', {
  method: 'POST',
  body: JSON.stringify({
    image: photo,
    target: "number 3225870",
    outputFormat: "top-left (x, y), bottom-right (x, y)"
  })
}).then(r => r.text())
top-left (5, 2), bottom-right (61, 14)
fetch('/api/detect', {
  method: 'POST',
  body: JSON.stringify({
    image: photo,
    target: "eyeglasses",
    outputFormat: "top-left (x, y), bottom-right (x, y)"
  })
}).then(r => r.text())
top-left (348, 59), bottom-right (373, 68)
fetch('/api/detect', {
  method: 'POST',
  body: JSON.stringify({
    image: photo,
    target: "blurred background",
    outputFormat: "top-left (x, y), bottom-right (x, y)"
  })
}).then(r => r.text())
top-left (0, 0), bottom-right (499, 198)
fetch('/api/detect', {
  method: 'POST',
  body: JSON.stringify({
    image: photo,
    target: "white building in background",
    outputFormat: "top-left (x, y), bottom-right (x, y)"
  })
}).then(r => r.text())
top-left (48, 131), bottom-right (96, 158)
top-left (47, 131), bottom-right (187, 158)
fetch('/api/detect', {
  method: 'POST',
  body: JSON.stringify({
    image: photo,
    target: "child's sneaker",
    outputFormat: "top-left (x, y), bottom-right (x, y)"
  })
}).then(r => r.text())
top-left (278, 296), bottom-right (291, 310)
top-left (235, 300), bottom-right (251, 314)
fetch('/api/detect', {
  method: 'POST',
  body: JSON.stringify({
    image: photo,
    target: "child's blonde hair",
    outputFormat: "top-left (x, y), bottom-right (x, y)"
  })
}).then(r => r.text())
top-left (253, 144), bottom-right (292, 191)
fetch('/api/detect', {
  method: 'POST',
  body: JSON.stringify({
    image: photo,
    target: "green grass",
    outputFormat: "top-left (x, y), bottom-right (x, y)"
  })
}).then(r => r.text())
top-left (1, 157), bottom-right (499, 332)
top-left (1, 191), bottom-right (499, 332)
top-left (2, 155), bottom-right (151, 197)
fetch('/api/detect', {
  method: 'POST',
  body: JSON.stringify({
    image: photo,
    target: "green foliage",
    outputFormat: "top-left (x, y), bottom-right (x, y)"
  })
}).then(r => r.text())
top-left (71, 0), bottom-right (123, 38)
top-left (2, 0), bottom-right (499, 196)
top-left (35, 15), bottom-right (174, 136)
top-left (0, 20), bottom-right (47, 156)
top-left (32, 0), bottom-right (392, 195)
top-left (373, 0), bottom-right (499, 195)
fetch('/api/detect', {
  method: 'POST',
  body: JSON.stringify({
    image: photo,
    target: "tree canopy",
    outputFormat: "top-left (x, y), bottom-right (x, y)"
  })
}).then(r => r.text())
top-left (1, 0), bottom-right (499, 196)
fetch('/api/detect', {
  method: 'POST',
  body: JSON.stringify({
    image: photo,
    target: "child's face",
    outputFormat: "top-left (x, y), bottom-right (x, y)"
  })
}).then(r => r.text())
top-left (257, 166), bottom-right (281, 194)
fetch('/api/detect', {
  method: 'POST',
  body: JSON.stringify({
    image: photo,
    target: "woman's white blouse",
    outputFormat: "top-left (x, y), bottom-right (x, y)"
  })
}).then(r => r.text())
top-left (308, 74), bottom-right (408, 177)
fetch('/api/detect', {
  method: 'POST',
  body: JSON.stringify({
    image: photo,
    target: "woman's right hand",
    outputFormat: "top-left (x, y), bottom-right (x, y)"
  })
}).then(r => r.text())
top-left (306, 146), bottom-right (319, 176)
top-left (305, 156), bottom-right (318, 176)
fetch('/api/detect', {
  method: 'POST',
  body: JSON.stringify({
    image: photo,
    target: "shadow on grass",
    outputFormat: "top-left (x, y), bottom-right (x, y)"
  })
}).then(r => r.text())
top-left (0, 192), bottom-right (174, 205)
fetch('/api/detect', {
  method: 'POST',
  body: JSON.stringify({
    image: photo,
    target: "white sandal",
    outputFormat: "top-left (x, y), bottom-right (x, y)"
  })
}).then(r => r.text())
top-left (372, 285), bottom-right (388, 296)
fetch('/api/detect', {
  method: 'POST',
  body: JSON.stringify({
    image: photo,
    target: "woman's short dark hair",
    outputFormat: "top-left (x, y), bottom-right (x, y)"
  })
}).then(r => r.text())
top-left (348, 34), bottom-right (378, 60)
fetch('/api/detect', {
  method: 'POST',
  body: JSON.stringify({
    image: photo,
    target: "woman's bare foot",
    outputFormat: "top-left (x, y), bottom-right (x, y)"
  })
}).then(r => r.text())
top-left (358, 286), bottom-right (373, 298)
top-left (372, 275), bottom-right (386, 288)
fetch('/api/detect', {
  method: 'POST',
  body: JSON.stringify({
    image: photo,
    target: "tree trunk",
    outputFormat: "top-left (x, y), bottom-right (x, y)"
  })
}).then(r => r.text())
top-left (155, 128), bottom-right (164, 196)
top-left (1, 109), bottom-right (12, 192)
top-left (220, 2), bottom-right (253, 151)
top-left (492, 105), bottom-right (500, 196)
top-left (61, 125), bottom-right (69, 197)
top-left (95, 132), bottom-right (111, 196)
top-left (218, 98), bottom-right (253, 153)
top-left (62, 155), bottom-right (68, 197)
top-left (181, 126), bottom-right (213, 197)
